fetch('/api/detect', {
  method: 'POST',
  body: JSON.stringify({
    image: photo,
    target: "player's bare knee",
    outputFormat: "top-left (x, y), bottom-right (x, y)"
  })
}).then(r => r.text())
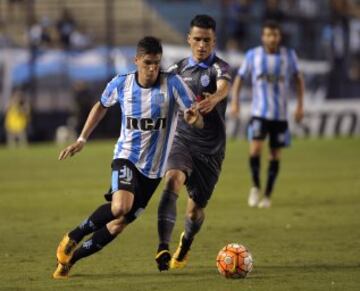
top-left (164, 170), bottom-right (185, 192)
top-left (250, 141), bottom-right (263, 156)
top-left (250, 148), bottom-right (261, 156)
top-left (270, 149), bottom-right (281, 160)
top-left (187, 208), bottom-right (204, 222)
top-left (107, 219), bottom-right (127, 235)
top-left (111, 202), bottom-right (131, 218)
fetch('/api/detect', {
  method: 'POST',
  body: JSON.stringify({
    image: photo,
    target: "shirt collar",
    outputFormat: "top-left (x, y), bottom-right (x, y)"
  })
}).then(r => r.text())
top-left (187, 53), bottom-right (215, 69)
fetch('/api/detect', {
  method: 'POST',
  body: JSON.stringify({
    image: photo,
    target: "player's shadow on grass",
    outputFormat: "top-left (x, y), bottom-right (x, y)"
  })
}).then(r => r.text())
top-left (249, 264), bottom-right (360, 279)
top-left (72, 266), bottom-right (217, 280)
top-left (258, 264), bottom-right (360, 270)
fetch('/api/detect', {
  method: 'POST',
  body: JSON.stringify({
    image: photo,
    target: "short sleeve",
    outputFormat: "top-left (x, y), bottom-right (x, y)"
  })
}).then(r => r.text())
top-left (166, 63), bottom-right (179, 74)
top-left (100, 75), bottom-right (123, 108)
top-left (288, 49), bottom-right (300, 76)
top-left (238, 49), bottom-right (254, 80)
top-left (214, 61), bottom-right (232, 82)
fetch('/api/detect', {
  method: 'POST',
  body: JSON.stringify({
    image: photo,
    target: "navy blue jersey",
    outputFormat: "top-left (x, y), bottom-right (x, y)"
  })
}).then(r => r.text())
top-left (168, 53), bottom-right (231, 155)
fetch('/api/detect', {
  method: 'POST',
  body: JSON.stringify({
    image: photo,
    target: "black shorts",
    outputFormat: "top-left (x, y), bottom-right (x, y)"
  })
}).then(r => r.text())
top-left (248, 117), bottom-right (290, 148)
top-left (166, 139), bottom-right (224, 208)
top-left (104, 159), bottom-right (161, 223)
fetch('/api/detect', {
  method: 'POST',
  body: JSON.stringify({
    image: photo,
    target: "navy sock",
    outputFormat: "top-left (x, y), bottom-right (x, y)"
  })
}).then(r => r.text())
top-left (249, 156), bottom-right (261, 188)
top-left (184, 215), bottom-right (204, 241)
top-left (70, 226), bottom-right (116, 265)
top-left (265, 160), bottom-right (280, 197)
top-left (68, 203), bottom-right (115, 243)
top-left (157, 190), bottom-right (178, 249)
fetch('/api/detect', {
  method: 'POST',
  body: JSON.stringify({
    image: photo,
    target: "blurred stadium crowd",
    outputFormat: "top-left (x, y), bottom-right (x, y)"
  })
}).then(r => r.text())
top-left (0, 0), bottom-right (359, 144)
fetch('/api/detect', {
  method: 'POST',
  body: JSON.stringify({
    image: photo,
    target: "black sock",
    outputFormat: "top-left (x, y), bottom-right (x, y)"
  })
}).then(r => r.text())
top-left (70, 226), bottom-right (116, 265)
top-left (249, 156), bottom-right (261, 188)
top-left (265, 160), bottom-right (280, 197)
top-left (157, 243), bottom-right (169, 253)
top-left (184, 215), bottom-right (204, 241)
top-left (68, 203), bottom-right (115, 243)
top-left (157, 190), bottom-right (178, 250)
top-left (177, 232), bottom-right (194, 261)
top-left (174, 215), bottom-right (204, 260)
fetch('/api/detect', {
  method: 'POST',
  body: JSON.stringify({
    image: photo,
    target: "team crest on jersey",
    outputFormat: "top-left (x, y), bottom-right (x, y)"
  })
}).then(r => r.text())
top-left (200, 74), bottom-right (210, 87)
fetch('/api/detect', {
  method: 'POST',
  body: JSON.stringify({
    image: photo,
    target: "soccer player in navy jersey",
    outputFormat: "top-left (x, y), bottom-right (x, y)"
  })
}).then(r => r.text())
top-left (230, 20), bottom-right (304, 208)
top-left (53, 36), bottom-right (203, 279)
top-left (155, 15), bottom-right (231, 271)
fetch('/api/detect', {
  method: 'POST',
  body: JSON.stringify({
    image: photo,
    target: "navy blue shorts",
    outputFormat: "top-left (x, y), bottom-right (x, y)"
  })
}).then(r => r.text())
top-left (166, 139), bottom-right (224, 208)
top-left (248, 117), bottom-right (290, 148)
top-left (104, 159), bottom-right (161, 223)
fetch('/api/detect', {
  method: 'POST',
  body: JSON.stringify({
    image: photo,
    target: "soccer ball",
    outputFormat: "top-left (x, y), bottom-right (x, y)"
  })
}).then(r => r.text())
top-left (216, 243), bottom-right (253, 279)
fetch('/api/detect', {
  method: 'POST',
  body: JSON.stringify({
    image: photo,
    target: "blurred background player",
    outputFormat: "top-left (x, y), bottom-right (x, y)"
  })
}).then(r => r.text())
top-left (53, 36), bottom-right (203, 279)
top-left (230, 20), bottom-right (304, 208)
top-left (156, 14), bottom-right (231, 271)
top-left (4, 88), bottom-right (30, 148)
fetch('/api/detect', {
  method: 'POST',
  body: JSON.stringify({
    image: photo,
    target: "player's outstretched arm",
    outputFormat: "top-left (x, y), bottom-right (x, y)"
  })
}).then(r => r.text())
top-left (58, 102), bottom-right (108, 160)
top-left (198, 79), bottom-right (230, 114)
top-left (230, 75), bottom-right (243, 118)
top-left (184, 104), bottom-right (204, 128)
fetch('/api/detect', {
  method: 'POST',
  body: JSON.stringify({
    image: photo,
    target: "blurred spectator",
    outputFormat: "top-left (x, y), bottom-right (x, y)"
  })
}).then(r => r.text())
top-left (6, 0), bottom-right (25, 22)
top-left (70, 26), bottom-right (92, 51)
top-left (349, 53), bottom-right (360, 80)
top-left (55, 117), bottom-right (77, 145)
top-left (57, 8), bottom-right (76, 50)
top-left (72, 81), bottom-right (94, 134)
top-left (4, 88), bottom-right (30, 147)
top-left (226, 0), bottom-right (254, 51)
top-left (262, 0), bottom-right (285, 23)
top-left (297, 0), bottom-right (322, 18)
top-left (27, 17), bottom-right (53, 51)
top-left (328, 0), bottom-right (359, 98)
top-left (329, 0), bottom-right (350, 59)
top-left (0, 22), bottom-right (12, 47)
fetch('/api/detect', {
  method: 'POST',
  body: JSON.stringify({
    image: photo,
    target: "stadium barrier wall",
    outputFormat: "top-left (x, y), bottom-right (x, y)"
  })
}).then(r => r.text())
top-left (227, 100), bottom-right (360, 138)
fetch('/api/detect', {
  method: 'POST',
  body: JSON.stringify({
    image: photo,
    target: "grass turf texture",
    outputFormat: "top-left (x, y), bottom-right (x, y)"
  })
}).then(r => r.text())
top-left (0, 138), bottom-right (359, 290)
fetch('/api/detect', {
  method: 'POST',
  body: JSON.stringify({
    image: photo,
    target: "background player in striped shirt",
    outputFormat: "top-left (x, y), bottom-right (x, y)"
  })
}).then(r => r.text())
top-left (230, 20), bottom-right (304, 208)
top-left (155, 15), bottom-right (231, 271)
top-left (53, 36), bottom-right (203, 279)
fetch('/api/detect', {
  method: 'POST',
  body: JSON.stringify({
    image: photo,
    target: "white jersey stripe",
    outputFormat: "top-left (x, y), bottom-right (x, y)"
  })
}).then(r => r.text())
top-left (140, 85), bottom-right (161, 175)
top-left (100, 72), bottom-right (194, 179)
top-left (150, 80), bottom-right (169, 175)
top-left (238, 46), bottom-right (300, 121)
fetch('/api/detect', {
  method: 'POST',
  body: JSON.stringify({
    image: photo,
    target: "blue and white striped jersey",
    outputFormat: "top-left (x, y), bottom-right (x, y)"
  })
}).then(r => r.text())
top-left (238, 46), bottom-right (300, 121)
top-left (100, 72), bottom-right (194, 179)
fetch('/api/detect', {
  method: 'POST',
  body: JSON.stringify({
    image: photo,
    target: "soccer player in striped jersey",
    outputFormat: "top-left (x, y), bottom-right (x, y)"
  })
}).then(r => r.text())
top-left (53, 36), bottom-right (203, 279)
top-left (155, 15), bottom-right (231, 271)
top-left (230, 20), bottom-right (304, 208)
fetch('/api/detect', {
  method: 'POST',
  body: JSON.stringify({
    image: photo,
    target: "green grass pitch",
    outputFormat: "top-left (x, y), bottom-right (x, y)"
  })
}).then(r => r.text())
top-left (0, 138), bottom-right (359, 290)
